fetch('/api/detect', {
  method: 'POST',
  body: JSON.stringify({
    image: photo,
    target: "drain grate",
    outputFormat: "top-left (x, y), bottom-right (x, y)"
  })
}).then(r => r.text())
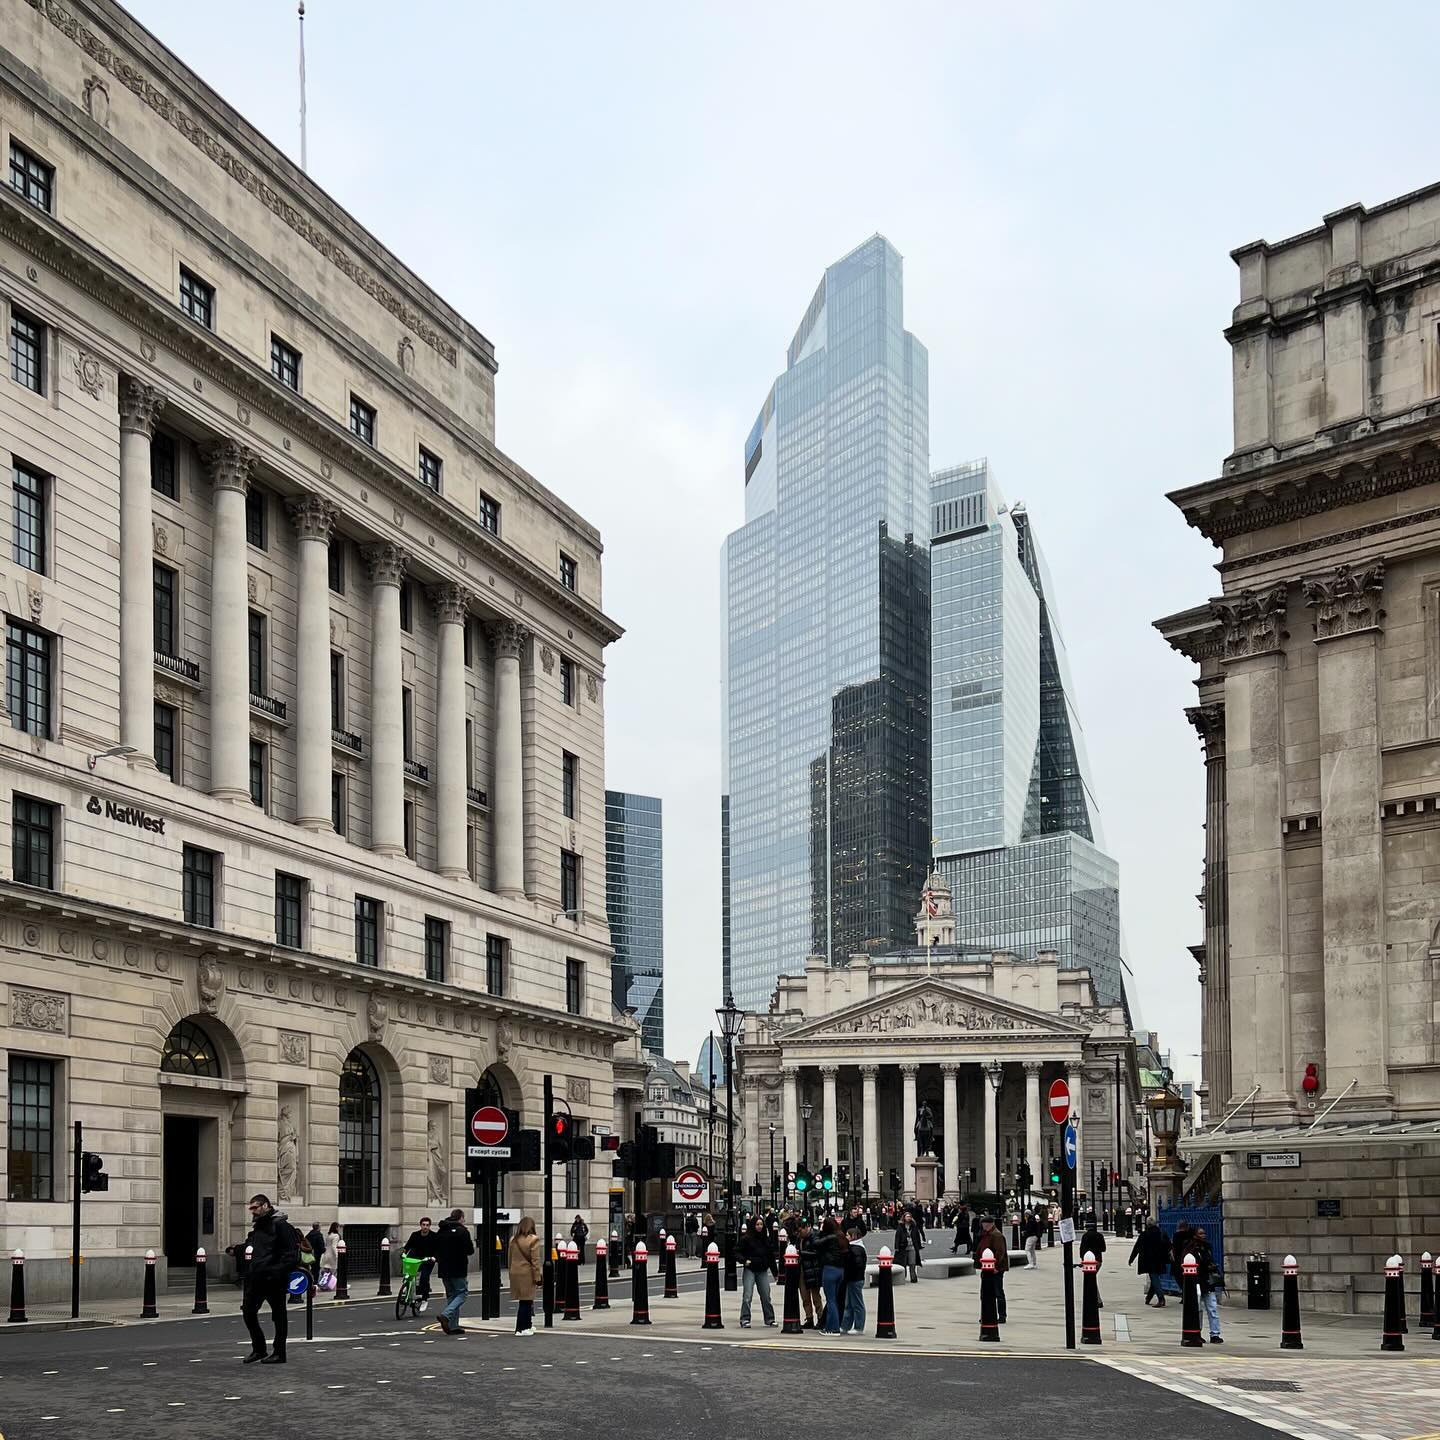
top-left (1218, 1379), bottom-right (1301, 1393)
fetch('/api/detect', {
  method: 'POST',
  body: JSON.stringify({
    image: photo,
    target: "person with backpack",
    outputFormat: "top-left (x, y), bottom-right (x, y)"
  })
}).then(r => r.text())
top-left (240, 1194), bottom-right (301, 1364)
top-left (839, 1221), bottom-right (868, 1334)
top-left (434, 1207), bottom-right (475, 1335)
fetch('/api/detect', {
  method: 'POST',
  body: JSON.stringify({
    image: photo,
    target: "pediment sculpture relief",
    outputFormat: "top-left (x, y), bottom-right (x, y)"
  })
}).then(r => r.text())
top-left (830, 994), bottom-right (1043, 1036)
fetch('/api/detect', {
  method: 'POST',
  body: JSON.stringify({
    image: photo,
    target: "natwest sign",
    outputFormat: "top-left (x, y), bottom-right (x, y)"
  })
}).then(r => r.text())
top-left (86, 795), bottom-right (165, 835)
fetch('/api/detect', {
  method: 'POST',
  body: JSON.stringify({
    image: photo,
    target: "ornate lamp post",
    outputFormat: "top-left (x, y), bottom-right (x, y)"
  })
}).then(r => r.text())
top-left (717, 992), bottom-right (744, 1292)
top-left (985, 1059), bottom-right (1004, 1207)
top-left (768, 1122), bottom-right (776, 1205)
top-left (1146, 1080), bottom-right (1186, 1206)
top-left (801, 1099), bottom-right (813, 1165)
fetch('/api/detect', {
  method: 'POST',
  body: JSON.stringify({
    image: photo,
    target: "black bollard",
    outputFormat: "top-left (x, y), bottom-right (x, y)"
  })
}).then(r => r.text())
top-left (1048, 1220), bottom-right (1055, 1249)
top-left (664, 1235), bottom-right (679, 1299)
top-left (335, 1239), bottom-right (349, 1301)
top-left (378, 1237), bottom-right (392, 1296)
top-left (1081, 1252), bottom-right (1102, 1344)
top-left (703, 1243), bottom-right (724, 1330)
top-left (781, 1243), bottom-right (802, 1335)
top-left (564, 1241), bottom-right (581, 1321)
top-left (609, 1231), bottom-right (620, 1279)
top-left (631, 1241), bottom-right (651, 1325)
top-left (594, 1240), bottom-right (610, 1310)
top-left (1280, 1254), bottom-right (1303, 1350)
top-left (8, 1249), bottom-right (27, 1324)
top-left (1382, 1255), bottom-right (1405, 1352)
top-left (192, 1247), bottom-right (209, 1315)
top-left (1011, 1215), bottom-right (1021, 1250)
top-left (1180, 1253), bottom-right (1203, 1347)
top-left (979, 1252), bottom-right (1000, 1342)
top-left (875, 1246), bottom-right (897, 1340)
top-left (141, 1248), bottom-right (159, 1319)
top-left (1421, 1253), bottom-right (1435, 1333)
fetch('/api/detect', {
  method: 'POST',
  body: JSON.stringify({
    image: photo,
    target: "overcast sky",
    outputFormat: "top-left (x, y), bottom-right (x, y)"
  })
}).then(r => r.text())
top-left (126, 0), bottom-right (1440, 1084)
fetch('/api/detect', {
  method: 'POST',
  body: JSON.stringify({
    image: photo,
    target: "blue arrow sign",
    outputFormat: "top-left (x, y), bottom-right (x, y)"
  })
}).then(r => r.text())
top-left (1063, 1119), bottom-right (1078, 1170)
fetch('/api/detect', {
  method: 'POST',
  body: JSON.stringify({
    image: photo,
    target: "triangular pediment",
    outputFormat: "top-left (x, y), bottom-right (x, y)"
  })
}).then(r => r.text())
top-left (782, 978), bottom-right (1089, 1042)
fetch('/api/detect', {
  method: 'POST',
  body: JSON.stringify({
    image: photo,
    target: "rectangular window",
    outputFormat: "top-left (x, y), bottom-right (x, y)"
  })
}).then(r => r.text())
top-left (332, 771), bottom-right (346, 835)
top-left (566, 957), bottom-right (584, 1015)
top-left (418, 447), bottom-right (442, 493)
top-left (6, 621), bottom-right (51, 738)
top-left (248, 610), bottom-right (266, 696)
top-left (485, 934), bottom-right (507, 997)
top-left (463, 619), bottom-right (474, 669)
top-left (349, 395), bottom-right (375, 446)
top-left (560, 849), bottom-right (579, 917)
top-left (404, 799), bottom-right (416, 859)
top-left (179, 267), bottom-right (214, 329)
top-left (9, 141), bottom-right (53, 212)
top-left (183, 844), bottom-right (216, 928)
top-left (562, 750), bottom-right (578, 819)
top-left (245, 485), bottom-right (266, 549)
top-left (150, 432), bottom-right (177, 499)
top-left (249, 739), bottom-right (267, 808)
top-left (10, 311), bottom-right (43, 394)
top-left (275, 872), bottom-right (305, 948)
top-left (402, 686), bottom-right (414, 761)
top-left (478, 492), bottom-right (500, 537)
top-left (399, 581), bottom-right (412, 633)
top-left (564, 1120), bottom-right (587, 1209)
top-left (12, 793), bottom-right (55, 889)
top-left (425, 916), bottom-right (448, 983)
top-left (12, 461), bottom-right (47, 574)
top-left (330, 651), bottom-right (345, 730)
top-left (153, 563), bottom-right (176, 656)
top-left (328, 535), bottom-right (344, 594)
top-left (559, 553), bottom-right (578, 592)
top-left (560, 657), bottom-right (575, 707)
top-left (465, 718), bottom-right (475, 788)
top-left (355, 895), bottom-right (381, 968)
top-left (7, 1056), bottom-right (55, 1202)
top-left (154, 701), bottom-right (176, 780)
top-left (270, 336), bottom-right (301, 391)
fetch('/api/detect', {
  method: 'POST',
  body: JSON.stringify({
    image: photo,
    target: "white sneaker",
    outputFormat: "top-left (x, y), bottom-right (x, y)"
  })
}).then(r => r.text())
top-left (418, 1300), bottom-right (428, 1313)
top-left (516, 1328), bottom-right (535, 1338)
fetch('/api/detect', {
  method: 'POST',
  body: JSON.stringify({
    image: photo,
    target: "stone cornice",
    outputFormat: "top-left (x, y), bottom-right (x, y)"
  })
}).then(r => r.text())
top-left (1154, 605), bottom-right (1224, 663)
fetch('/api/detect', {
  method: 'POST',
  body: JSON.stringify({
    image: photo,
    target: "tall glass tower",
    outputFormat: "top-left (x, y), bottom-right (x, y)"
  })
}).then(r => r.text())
top-left (721, 236), bottom-right (931, 1012)
top-left (604, 791), bottom-right (664, 1052)
top-left (930, 461), bottom-right (1123, 1004)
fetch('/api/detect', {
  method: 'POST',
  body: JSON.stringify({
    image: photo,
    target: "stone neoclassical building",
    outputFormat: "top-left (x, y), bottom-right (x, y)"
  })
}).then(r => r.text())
top-left (1158, 182), bottom-right (1440, 1309)
top-left (735, 875), bottom-right (1137, 1204)
top-left (0, 1), bottom-right (631, 1297)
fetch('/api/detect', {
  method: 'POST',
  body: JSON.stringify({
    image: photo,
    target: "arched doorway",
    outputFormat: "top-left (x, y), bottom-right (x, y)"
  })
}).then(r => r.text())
top-left (158, 1016), bottom-right (234, 1267)
top-left (477, 1065), bottom-right (517, 1207)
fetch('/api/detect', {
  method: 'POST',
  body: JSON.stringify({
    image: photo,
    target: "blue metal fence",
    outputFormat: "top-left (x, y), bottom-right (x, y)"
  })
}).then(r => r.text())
top-left (1155, 1201), bottom-right (1224, 1295)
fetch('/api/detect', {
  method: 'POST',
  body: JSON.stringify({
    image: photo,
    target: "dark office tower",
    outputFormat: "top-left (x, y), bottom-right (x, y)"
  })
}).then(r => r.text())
top-left (604, 791), bottom-right (664, 1053)
top-left (722, 236), bottom-right (931, 1010)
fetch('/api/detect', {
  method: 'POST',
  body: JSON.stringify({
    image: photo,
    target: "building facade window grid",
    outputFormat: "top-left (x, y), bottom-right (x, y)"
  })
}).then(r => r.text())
top-left (418, 447), bottom-right (442, 493)
top-left (355, 895), bottom-right (381, 968)
top-left (478, 493), bottom-right (500, 536)
top-left (10, 311), bottom-right (43, 393)
top-left (565, 957), bottom-right (584, 1015)
top-left (328, 535), bottom-right (345, 594)
top-left (245, 485), bottom-right (266, 549)
top-left (7, 1056), bottom-right (55, 1201)
top-left (605, 790), bottom-right (664, 1053)
top-left (559, 553), bottom-right (577, 591)
top-left (562, 751), bottom-right (578, 819)
top-left (12, 793), bottom-right (55, 889)
top-left (399, 581), bottom-right (412, 633)
top-left (12, 462), bottom-right (46, 573)
top-left (150, 432), bottom-right (176, 498)
top-left (247, 610), bottom-right (266, 696)
top-left (560, 849), bottom-right (579, 916)
top-left (485, 934), bottom-right (506, 996)
top-left (9, 141), bottom-right (53, 211)
top-left (6, 620), bottom-right (51, 737)
top-left (349, 395), bottom-right (375, 446)
top-left (153, 563), bottom-right (176, 655)
top-left (269, 335), bottom-right (301, 391)
top-left (275, 872), bottom-right (304, 948)
top-left (183, 844), bottom-right (215, 928)
top-left (178, 267), bottom-right (214, 329)
top-left (154, 701), bottom-right (176, 780)
top-left (330, 651), bottom-right (345, 729)
top-left (338, 1050), bottom-right (381, 1205)
top-left (249, 739), bottom-right (267, 808)
top-left (332, 771), bottom-right (346, 834)
top-left (560, 657), bottom-right (574, 707)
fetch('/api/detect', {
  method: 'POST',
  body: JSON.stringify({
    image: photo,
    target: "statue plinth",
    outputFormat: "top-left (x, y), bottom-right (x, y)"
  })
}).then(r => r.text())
top-left (912, 1156), bottom-right (940, 1203)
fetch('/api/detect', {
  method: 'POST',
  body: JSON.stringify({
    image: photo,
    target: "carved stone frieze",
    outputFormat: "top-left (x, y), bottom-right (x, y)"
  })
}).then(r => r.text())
top-left (1302, 561), bottom-right (1385, 639)
top-left (568, 1076), bottom-right (590, 1104)
top-left (429, 1054), bottom-right (451, 1086)
top-left (72, 348), bottom-right (103, 399)
top-left (12, 988), bottom-right (67, 1033)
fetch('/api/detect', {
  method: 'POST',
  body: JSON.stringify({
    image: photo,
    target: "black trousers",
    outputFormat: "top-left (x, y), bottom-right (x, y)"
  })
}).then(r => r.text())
top-left (242, 1274), bottom-right (289, 1356)
top-left (995, 1274), bottom-right (1007, 1322)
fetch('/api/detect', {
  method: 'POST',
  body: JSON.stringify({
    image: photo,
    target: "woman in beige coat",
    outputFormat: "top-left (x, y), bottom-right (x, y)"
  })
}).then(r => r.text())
top-left (507, 1215), bottom-right (542, 1336)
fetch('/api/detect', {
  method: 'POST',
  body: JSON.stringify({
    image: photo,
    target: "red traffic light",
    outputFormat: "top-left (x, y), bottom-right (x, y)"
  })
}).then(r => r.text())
top-left (551, 1114), bottom-right (571, 1139)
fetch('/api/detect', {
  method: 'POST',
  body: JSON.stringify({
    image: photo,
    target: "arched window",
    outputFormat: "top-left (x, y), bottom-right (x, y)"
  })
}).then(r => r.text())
top-left (161, 1019), bottom-right (222, 1078)
top-left (476, 1069), bottom-right (504, 1109)
top-left (339, 1049), bottom-right (381, 1205)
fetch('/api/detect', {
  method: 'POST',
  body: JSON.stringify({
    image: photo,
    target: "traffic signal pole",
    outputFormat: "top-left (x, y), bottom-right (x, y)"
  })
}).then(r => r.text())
top-left (1061, 1142), bottom-right (1076, 1350)
top-left (71, 1120), bottom-right (82, 1320)
top-left (543, 1074), bottom-right (554, 1328)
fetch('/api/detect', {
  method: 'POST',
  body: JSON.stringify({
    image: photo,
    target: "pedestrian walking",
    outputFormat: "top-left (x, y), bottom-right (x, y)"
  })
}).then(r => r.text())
top-left (976, 1216), bottom-right (1009, 1322)
top-left (1192, 1226), bottom-right (1224, 1343)
top-left (894, 1209), bottom-right (924, 1283)
top-left (1023, 1210), bottom-right (1041, 1269)
top-left (839, 1222), bottom-right (868, 1334)
top-left (699, 1212), bottom-right (717, 1269)
top-left (320, 1221), bottom-right (341, 1290)
top-left (239, 1194), bottom-right (301, 1364)
top-left (971, 1209), bottom-right (985, 1256)
top-left (1128, 1219), bottom-right (1172, 1307)
top-left (570, 1213), bottom-right (589, 1267)
top-left (434, 1207), bottom-right (475, 1335)
top-left (684, 1211), bottom-right (700, 1258)
top-left (508, 1216), bottom-right (542, 1336)
top-left (952, 1204), bottom-right (971, 1255)
top-left (817, 1217), bottom-right (846, 1334)
top-left (738, 1214), bottom-right (778, 1328)
top-left (304, 1220), bottom-right (325, 1292)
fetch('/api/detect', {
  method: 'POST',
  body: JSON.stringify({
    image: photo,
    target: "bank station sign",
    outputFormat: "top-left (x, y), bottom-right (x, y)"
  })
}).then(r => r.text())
top-left (87, 795), bottom-right (166, 835)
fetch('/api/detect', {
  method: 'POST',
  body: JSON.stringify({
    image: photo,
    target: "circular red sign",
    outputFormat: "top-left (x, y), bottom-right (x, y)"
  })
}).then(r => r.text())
top-left (674, 1168), bottom-right (706, 1201)
top-left (470, 1105), bottom-right (508, 1146)
top-left (1047, 1079), bottom-right (1070, 1125)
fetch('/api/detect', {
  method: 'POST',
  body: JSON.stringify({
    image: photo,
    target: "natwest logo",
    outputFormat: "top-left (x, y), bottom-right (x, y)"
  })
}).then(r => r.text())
top-left (87, 794), bottom-right (166, 835)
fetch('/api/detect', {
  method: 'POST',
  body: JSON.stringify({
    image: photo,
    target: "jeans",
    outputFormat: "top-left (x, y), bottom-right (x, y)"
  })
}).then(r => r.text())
top-left (442, 1274), bottom-right (469, 1328)
top-left (820, 1266), bottom-right (844, 1333)
top-left (740, 1267), bottom-right (774, 1326)
top-left (840, 1278), bottom-right (866, 1333)
top-left (515, 1298), bottom-right (534, 1332)
top-left (1202, 1290), bottom-right (1221, 1337)
top-left (1145, 1272), bottom-right (1167, 1304)
top-left (242, 1274), bottom-right (289, 1356)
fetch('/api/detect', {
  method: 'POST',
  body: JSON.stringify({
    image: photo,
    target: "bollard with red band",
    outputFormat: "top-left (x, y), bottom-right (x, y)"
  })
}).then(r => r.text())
top-left (1382, 1255), bottom-right (1405, 1351)
top-left (141, 1248), bottom-right (159, 1319)
top-left (781, 1243), bottom-right (802, 1334)
top-left (192, 1247), bottom-right (209, 1315)
top-left (1421, 1253), bottom-right (1435, 1333)
top-left (594, 1239), bottom-right (610, 1310)
top-left (631, 1240), bottom-right (651, 1325)
top-left (664, 1233), bottom-right (679, 1299)
top-left (875, 1246), bottom-right (897, 1340)
top-left (703, 1242), bottom-right (724, 1330)
top-left (1080, 1252), bottom-right (1102, 1345)
top-left (979, 1251), bottom-right (1000, 1342)
top-left (1180, 1253), bottom-right (1203, 1347)
top-left (8, 1249), bottom-right (27, 1324)
top-left (1280, 1254), bottom-right (1303, 1350)
top-left (564, 1240), bottom-right (581, 1321)
top-left (335, 1238), bottom-right (349, 1300)
top-left (378, 1236), bottom-right (392, 1296)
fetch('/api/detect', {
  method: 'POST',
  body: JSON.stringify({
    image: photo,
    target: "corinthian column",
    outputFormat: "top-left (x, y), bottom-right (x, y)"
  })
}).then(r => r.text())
top-left (821, 1066), bottom-right (839, 1170)
top-left (205, 440), bottom-right (255, 799)
top-left (487, 619), bottom-right (529, 897)
top-left (363, 544), bottom-right (407, 856)
top-left (287, 496), bottom-right (337, 828)
top-left (430, 584), bottom-right (470, 877)
top-left (983, 1063), bottom-right (1000, 1192)
top-left (782, 1067), bottom-right (800, 1174)
top-left (900, 1063), bottom-right (918, 1198)
top-left (119, 379), bottom-right (165, 763)
top-left (1024, 1061), bottom-right (1043, 1182)
top-left (861, 1065), bottom-right (879, 1195)
top-left (941, 1063), bottom-right (960, 1200)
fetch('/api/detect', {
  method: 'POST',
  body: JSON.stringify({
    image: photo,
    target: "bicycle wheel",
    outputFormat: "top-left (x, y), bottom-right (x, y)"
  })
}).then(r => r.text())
top-left (394, 1282), bottom-right (410, 1322)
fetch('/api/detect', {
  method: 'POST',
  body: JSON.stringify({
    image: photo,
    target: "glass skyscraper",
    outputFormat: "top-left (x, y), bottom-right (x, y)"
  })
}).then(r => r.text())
top-left (604, 791), bottom-right (664, 1053)
top-left (721, 236), bottom-right (931, 1011)
top-left (930, 461), bottom-right (1122, 1004)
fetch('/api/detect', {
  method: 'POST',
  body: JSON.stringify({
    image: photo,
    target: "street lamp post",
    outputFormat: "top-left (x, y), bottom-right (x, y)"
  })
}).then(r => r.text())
top-left (768, 1122), bottom-right (776, 1205)
top-left (717, 993), bottom-right (745, 1293)
top-left (801, 1099), bottom-right (813, 1166)
top-left (985, 1059), bottom-right (1004, 1210)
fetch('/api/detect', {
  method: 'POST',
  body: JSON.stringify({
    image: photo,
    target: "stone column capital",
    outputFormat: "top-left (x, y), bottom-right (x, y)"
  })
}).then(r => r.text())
top-left (203, 438), bottom-right (255, 493)
top-left (1211, 584), bottom-right (1289, 661)
top-left (362, 542), bottom-right (408, 588)
top-left (486, 617), bottom-right (530, 660)
top-left (781, 1065), bottom-right (801, 1079)
top-left (429, 582), bottom-right (470, 627)
top-left (1185, 702), bottom-right (1226, 759)
top-left (119, 377), bottom-right (166, 438)
top-left (285, 494), bottom-right (338, 544)
top-left (859, 1065), bottom-right (880, 1079)
top-left (819, 1065), bottom-right (839, 1079)
top-left (899, 1062), bottom-right (919, 1077)
top-left (940, 1062), bottom-right (960, 1076)
top-left (1302, 560), bottom-right (1386, 640)
top-left (1023, 1060), bottom-right (1044, 1075)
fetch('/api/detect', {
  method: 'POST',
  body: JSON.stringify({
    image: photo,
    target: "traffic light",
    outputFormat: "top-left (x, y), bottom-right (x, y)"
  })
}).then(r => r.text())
top-left (81, 1151), bottom-right (108, 1193)
top-left (614, 1139), bottom-right (636, 1177)
top-left (1018, 1160), bottom-right (1032, 1190)
top-left (837, 1165), bottom-right (849, 1193)
top-left (889, 1167), bottom-right (901, 1194)
top-left (821, 1163), bottom-right (834, 1193)
top-left (547, 1112), bottom-right (573, 1166)
top-left (1049, 1158), bottom-right (1061, 1186)
top-left (572, 1135), bottom-right (596, 1161)
top-left (794, 1163), bottom-right (811, 1193)
top-left (515, 1129), bottom-right (542, 1171)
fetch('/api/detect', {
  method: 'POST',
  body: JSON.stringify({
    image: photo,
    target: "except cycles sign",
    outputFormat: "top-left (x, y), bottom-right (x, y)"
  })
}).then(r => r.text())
top-left (671, 1168), bottom-right (710, 1206)
top-left (468, 1104), bottom-right (511, 1160)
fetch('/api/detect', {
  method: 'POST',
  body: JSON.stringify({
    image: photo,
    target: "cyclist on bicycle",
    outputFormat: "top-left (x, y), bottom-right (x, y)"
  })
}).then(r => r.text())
top-left (402, 1216), bottom-right (439, 1311)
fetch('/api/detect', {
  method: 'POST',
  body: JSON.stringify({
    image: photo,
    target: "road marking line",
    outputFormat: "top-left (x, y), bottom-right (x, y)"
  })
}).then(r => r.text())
top-left (326, 1384), bottom-right (346, 1390)
top-left (167, 1402), bottom-right (186, 1407)
top-left (224, 1396), bottom-right (241, 1401)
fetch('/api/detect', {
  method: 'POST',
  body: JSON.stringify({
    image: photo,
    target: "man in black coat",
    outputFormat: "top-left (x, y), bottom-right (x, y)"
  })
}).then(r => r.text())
top-left (434, 1208), bottom-right (475, 1335)
top-left (1128, 1221), bottom-right (1172, 1307)
top-left (240, 1194), bottom-right (301, 1364)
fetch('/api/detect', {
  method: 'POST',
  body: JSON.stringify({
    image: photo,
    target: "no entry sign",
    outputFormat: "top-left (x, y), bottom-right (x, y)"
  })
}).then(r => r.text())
top-left (468, 1104), bottom-right (511, 1159)
top-left (1048, 1078), bottom-right (1071, 1126)
top-left (671, 1167), bottom-right (710, 1207)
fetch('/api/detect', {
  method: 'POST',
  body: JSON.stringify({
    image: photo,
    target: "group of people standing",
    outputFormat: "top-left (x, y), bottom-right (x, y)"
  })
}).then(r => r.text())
top-left (1128, 1218), bottom-right (1224, 1341)
top-left (736, 1209), bottom-right (871, 1334)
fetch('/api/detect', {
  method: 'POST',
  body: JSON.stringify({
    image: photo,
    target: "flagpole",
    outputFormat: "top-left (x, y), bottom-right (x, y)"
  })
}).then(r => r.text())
top-left (298, 1), bottom-right (308, 172)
